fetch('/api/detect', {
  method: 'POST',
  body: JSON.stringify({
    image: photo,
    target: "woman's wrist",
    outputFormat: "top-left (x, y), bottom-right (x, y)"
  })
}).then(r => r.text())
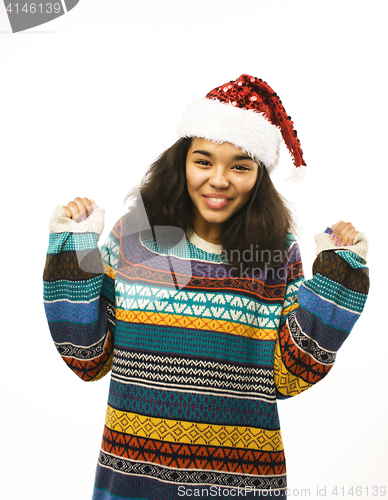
top-left (49, 205), bottom-right (105, 235)
top-left (315, 227), bottom-right (368, 263)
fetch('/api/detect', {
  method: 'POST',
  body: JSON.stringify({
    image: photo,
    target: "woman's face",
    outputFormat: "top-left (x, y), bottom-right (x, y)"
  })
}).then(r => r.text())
top-left (185, 138), bottom-right (259, 242)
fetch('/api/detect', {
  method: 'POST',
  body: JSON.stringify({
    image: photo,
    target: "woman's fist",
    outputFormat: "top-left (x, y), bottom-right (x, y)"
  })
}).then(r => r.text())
top-left (331, 220), bottom-right (358, 247)
top-left (63, 197), bottom-right (98, 222)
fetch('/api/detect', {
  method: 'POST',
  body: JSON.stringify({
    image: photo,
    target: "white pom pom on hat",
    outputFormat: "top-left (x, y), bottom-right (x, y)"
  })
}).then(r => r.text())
top-left (290, 165), bottom-right (308, 182)
top-left (177, 75), bottom-right (307, 181)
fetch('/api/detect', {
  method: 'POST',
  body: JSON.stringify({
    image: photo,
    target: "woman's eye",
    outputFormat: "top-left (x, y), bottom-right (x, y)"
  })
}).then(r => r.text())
top-left (233, 165), bottom-right (249, 171)
top-left (196, 160), bottom-right (210, 166)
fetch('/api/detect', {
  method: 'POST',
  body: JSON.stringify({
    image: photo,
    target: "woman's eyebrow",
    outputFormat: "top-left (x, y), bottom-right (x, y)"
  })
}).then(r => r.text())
top-left (233, 155), bottom-right (254, 162)
top-left (192, 150), bottom-right (254, 162)
top-left (192, 150), bottom-right (212, 157)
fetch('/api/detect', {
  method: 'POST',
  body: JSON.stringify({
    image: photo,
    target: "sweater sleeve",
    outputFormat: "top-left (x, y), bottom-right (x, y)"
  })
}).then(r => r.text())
top-left (274, 229), bottom-right (369, 399)
top-left (43, 206), bottom-right (120, 382)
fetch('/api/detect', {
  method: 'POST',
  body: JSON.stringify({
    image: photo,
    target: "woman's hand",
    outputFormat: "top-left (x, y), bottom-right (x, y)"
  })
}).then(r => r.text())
top-left (63, 197), bottom-right (98, 222)
top-left (330, 220), bottom-right (358, 247)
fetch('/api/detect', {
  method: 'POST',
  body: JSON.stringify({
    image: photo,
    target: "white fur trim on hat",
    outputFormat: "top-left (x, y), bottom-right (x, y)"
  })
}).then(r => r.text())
top-left (177, 97), bottom-right (281, 172)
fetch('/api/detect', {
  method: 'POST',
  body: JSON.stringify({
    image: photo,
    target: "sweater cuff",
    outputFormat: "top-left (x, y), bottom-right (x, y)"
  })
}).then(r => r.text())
top-left (314, 229), bottom-right (368, 263)
top-left (49, 205), bottom-right (105, 235)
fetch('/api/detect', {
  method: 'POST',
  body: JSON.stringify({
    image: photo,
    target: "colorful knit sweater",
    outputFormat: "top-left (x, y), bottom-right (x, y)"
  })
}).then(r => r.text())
top-left (43, 206), bottom-right (369, 500)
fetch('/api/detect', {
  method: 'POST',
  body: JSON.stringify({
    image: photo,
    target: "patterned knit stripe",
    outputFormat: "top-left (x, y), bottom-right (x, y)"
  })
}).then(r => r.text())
top-left (47, 295), bottom-right (114, 344)
top-left (110, 375), bottom-right (275, 405)
top-left (45, 231), bottom-right (119, 281)
top-left (297, 284), bottom-right (361, 331)
top-left (101, 273), bottom-right (115, 302)
top-left (48, 319), bottom-right (102, 345)
top-left (121, 233), bottom-right (194, 275)
top-left (56, 328), bottom-right (112, 359)
top-left (295, 306), bottom-right (352, 352)
top-left (336, 249), bottom-right (368, 269)
top-left (276, 317), bottom-right (333, 386)
top-left (60, 331), bottom-right (113, 381)
top-left (43, 275), bottom-right (103, 302)
top-left (280, 243), bottom-right (303, 295)
top-left (139, 230), bottom-right (224, 264)
top-left (44, 298), bottom-right (100, 324)
top-left (137, 230), bottom-right (224, 263)
top-left (47, 232), bottom-right (100, 254)
top-left (273, 338), bottom-right (314, 397)
top-left (114, 323), bottom-right (275, 366)
top-left (117, 262), bottom-right (288, 303)
top-left (102, 426), bottom-right (286, 476)
top-left (286, 240), bottom-right (304, 273)
top-left (304, 273), bottom-right (367, 313)
top-left (281, 303), bottom-right (299, 319)
top-left (312, 251), bottom-right (369, 294)
top-left (111, 349), bottom-right (276, 400)
top-left (96, 452), bottom-right (287, 491)
top-left (44, 250), bottom-right (103, 282)
top-left (287, 312), bottom-right (336, 364)
top-left (284, 233), bottom-right (297, 249)
top-left (101, 234), bottom-right (120, 271)
top-left (44, 274), bottom-right (114, 329)
top-left (117, 309), bottom-right (278, 341)
top-left (93, 351), bottom-right (114, 381)
top-left (282, 277), bottom-right (304, 309)
top-left (107, 382), bottom-right (278, 427)
top-left (105, 405), bottom-right (283, 452)
top-left (115, 282), bottom-right (283, 328)
top-left (104, 263), bottom-right (116, 280)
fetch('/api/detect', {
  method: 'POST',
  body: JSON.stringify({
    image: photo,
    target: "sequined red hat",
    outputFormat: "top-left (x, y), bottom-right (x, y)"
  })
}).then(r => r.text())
top-left (177, 74), bottom-right (307, 181)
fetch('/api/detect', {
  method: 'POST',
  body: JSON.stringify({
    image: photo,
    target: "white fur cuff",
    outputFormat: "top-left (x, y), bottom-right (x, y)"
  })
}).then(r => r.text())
top-left (49, 205), bottom-right (105, 235)
top-left (314, 231), bottom-right (368, 263)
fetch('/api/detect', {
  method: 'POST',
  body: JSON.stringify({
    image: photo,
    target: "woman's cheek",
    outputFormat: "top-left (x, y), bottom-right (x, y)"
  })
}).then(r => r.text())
top-left (187, 168), bottom-right (208, 190)
top-left (236, 177), bottom-right (257, 195)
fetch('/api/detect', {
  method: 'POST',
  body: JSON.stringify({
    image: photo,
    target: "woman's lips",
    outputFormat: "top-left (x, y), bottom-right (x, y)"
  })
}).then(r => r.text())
top-left (203, 195), bottom-right (233, 209)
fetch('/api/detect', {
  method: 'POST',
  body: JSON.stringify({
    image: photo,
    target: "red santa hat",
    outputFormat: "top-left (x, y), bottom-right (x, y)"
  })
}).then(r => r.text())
top-left (177, 74), bottom-right (307, 181)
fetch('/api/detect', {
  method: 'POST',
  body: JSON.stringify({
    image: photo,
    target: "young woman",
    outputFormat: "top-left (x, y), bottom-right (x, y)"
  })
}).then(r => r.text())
top-left (43, 75), bottom-right (369, 500)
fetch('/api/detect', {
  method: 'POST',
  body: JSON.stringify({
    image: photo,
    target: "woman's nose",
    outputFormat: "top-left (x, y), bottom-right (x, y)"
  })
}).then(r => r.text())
top-left (209, 168), bottom-right (229, 188)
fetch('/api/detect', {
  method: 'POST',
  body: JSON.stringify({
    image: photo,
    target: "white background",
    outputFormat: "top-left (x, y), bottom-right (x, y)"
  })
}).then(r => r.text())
top-left (0, 1), bottom-right (387, 499)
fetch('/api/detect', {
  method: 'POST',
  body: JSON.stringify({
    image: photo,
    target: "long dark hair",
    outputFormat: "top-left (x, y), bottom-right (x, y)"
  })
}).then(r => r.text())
top-left (125, 137), bottom-right (295, 270)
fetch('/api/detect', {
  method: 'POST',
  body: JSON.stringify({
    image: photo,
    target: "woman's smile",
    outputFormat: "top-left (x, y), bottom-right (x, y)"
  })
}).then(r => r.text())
top-left (202, 193), bottom-right (233, 209)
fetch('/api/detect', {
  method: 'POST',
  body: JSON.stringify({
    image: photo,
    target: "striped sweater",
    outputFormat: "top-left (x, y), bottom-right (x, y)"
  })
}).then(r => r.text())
top-left (43, 206), bottom-right (369, 500)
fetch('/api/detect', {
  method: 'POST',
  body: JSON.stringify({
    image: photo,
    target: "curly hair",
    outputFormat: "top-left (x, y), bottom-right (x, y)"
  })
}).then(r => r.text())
top-left (125, 137), bottom-right (295, 270)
